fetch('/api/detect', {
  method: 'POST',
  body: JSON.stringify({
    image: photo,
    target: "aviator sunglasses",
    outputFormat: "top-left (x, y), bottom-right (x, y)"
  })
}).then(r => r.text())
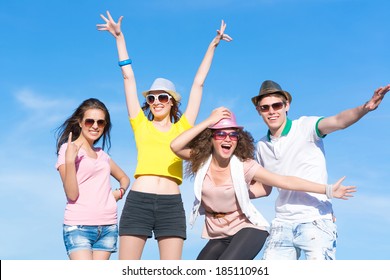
top-left (84, 118), bottom-right (106, 128)
top-left (256, 102), bottom-right (285, 113)
top-left (146, 93), bottom-right (172, 105)
top-left (212, 131), bottom-right (239, 141)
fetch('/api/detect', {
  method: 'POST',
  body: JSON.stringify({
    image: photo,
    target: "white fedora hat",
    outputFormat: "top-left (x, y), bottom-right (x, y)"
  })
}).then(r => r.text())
top-left (142, 78), bottom-right (181, 102)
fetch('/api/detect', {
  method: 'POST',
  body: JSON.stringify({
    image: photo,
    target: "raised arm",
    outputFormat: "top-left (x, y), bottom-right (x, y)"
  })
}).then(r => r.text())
top-left (318, 84), bottom-right (390, 136)
top-left (253, 166), bottom-right (356, 200)
top-left (58, 132), bottom-right (83, 202)
top-left (171, 107), bottom-right (231, 159)
top-left (184, 20), bottom-right (233, 125)
top-left (97, 11), bottom-right (141, 118)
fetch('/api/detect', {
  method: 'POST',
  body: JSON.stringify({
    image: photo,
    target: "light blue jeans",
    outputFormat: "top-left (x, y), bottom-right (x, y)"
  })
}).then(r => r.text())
top-left (262, 219), bottom-right (337, 260)
top-left (63, 224), bottom-right (118, 256)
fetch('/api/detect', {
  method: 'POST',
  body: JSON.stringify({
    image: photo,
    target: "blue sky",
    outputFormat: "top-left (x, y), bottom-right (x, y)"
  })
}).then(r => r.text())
top-left (0, 0), bottom-right (389, 260)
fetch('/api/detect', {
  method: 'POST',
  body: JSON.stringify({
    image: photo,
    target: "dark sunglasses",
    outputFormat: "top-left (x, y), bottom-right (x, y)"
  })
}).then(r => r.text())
top-left (256, 102), bottom-right (285, 113)
top-left (212, 130), bottom-right (239, 141)
top-left (146, 93), bottom-right (171, 105)
top-left (84, 118), bottom-right (106, 128)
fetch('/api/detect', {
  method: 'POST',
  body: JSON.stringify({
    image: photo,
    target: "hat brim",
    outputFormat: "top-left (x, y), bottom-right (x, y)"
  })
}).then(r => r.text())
top-left (209, 124), bottom-right (243, 129)
top-left (251, 91), bottom-right (292, 106)
top-left (142, 90), bottom-right (181, 102)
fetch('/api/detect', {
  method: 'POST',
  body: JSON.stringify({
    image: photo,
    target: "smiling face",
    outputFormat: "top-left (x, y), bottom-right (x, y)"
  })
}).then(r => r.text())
top-left (256, 95), bottom-right (290, 137)
top-left (79, 108), bottom-right (106, 144)
top-left (147, 90), bottom-right (173, 119)
top-left (211, 129), bottom-right (239, 160)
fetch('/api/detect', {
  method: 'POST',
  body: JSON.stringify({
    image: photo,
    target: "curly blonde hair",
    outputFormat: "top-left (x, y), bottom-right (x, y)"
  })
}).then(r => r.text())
top-left (185, 128), bottom-right (255, 178)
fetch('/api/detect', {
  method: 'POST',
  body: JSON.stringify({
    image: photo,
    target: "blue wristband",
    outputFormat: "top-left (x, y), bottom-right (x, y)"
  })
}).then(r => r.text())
top-left (118, 59), bottom-right (132, 67)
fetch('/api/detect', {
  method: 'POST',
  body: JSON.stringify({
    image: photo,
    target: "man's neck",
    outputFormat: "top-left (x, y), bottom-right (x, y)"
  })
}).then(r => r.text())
top-left (267, 118), bottom-right (292, 140)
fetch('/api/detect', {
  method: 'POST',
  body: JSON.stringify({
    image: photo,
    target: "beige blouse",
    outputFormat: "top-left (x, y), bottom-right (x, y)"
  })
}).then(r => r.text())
top-left (201, 159), bottom-right (263, 239)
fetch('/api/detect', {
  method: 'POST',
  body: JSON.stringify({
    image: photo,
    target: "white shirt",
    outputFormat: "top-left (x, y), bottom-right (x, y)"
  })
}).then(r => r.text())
top-left (256, 116), bottom-right (333, 223)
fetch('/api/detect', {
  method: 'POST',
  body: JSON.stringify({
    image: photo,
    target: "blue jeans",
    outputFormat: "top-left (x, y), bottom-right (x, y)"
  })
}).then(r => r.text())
top-left (262, 219), bottom-right (337, 260)
top-left (63, 224), bottom-right (118, 256)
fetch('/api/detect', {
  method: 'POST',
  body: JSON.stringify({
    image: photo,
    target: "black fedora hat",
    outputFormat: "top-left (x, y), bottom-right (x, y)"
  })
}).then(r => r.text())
top-left (251, 80), bottom-right (292, 106)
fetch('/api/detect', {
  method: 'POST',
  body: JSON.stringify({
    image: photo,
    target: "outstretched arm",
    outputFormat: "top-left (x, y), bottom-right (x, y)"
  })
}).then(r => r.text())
top-left (171, 107), bottom-right (231, 159)
top-left (253, 166), bottom-right (356, 200)
top-left (97, 11), bottom-right (141, 118)
top-left (184, 20), bottom-right (233, 125)
top-left (318, 84), bottom-right (390, 135)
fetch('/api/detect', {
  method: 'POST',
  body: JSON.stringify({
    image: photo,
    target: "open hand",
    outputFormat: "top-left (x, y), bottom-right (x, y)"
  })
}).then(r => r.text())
top-left (364, 84), bottom-right (390, 111)
top-left (208, 107), bottom-right (232, 127)
top-left (332, 176), bottom-right (357, 200)
top-left (97, 10), bottom-right (123, 38)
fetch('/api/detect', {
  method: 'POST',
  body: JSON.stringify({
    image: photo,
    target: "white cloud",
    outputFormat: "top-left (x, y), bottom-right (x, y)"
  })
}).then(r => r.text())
top-left (16, 89), bottom-right (66, 110)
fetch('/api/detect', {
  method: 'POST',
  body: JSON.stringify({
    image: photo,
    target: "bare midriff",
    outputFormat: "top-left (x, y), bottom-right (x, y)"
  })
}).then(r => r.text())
top-left (131, 175), bottom-right (180, 194)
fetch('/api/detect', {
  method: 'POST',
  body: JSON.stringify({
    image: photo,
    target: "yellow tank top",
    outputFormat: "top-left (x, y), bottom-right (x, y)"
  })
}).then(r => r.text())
top-left (130, 111), bottom-right (192, 185)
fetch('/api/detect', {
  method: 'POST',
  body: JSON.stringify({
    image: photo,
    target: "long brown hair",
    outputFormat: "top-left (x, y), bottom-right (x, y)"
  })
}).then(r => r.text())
top-left (185, 128), bottom-right (255, 178)
top-left (55, 98), bottom-right (112, 154)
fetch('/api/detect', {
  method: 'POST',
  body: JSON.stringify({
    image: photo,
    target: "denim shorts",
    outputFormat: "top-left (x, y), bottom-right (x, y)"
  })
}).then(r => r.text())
top-left (262, 219), bottom-right (337, 260)
top-left (63, 224), bottom-right (118, 256)
top-left (119, 190), bottom-right (186, 240)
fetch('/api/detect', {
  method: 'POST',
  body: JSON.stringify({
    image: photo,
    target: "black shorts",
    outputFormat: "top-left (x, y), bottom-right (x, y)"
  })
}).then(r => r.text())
top-left (119, 190), bottom-right (186, 240)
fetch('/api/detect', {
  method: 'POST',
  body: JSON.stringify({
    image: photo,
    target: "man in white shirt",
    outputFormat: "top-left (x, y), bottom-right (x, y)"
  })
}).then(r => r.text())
top-left (252, 80), bottom-right (389, 260)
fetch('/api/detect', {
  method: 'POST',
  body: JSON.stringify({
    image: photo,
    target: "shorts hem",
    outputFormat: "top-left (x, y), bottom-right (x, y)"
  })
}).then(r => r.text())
top-left (119, 230), bottom-right (153, 239)
top-left (67, 247), bottom-right (117, 255)
top-left (154, 231), bottom-right (186, 240)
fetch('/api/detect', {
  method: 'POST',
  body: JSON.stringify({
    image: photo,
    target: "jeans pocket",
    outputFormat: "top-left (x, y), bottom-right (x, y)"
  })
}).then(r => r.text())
top-left (63, 225), bottom-right (79, 233)
top-left (312, 219), bottom-right (337, 239)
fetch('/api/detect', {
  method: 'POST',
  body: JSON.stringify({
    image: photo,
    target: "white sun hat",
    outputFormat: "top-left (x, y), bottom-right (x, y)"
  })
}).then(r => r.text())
top-left (142, 78), bottom-right (181, 102)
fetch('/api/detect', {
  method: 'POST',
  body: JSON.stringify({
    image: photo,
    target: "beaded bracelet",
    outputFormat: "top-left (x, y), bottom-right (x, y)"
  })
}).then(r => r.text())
top-left (120, 187), bottom-right (127, 199)
top-left (118, 59), bottom-right (132, 67)
top-left (116, 188), bottom-right (124, 199)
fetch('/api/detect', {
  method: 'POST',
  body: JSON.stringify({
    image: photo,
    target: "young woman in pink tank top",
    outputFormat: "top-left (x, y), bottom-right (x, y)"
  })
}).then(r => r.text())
top-left (55, 98), bottom-right (130, 260)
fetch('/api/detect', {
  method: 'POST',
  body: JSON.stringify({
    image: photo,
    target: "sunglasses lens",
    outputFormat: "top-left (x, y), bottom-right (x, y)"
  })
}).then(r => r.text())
top-left (272, 102), bottom-right (284, 110)
top-left (84, 119), bottom-right (94, 127)
top-left (258, 105), bottom-right (269, 112)
top-left (146, 95), bottom-right (155, 104)
top-left (158, 94), bottom-right (170, 103)
top-left (213, 131), bottom-right (226, 140)
top-left (97, 120), bottom-right (106, 128)
top-left (229, 132), bottom-right (239, 141)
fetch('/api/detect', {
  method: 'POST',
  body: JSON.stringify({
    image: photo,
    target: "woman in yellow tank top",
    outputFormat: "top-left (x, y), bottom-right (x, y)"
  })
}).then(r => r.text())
top-left (97, 10), bottom-right (232, 259)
